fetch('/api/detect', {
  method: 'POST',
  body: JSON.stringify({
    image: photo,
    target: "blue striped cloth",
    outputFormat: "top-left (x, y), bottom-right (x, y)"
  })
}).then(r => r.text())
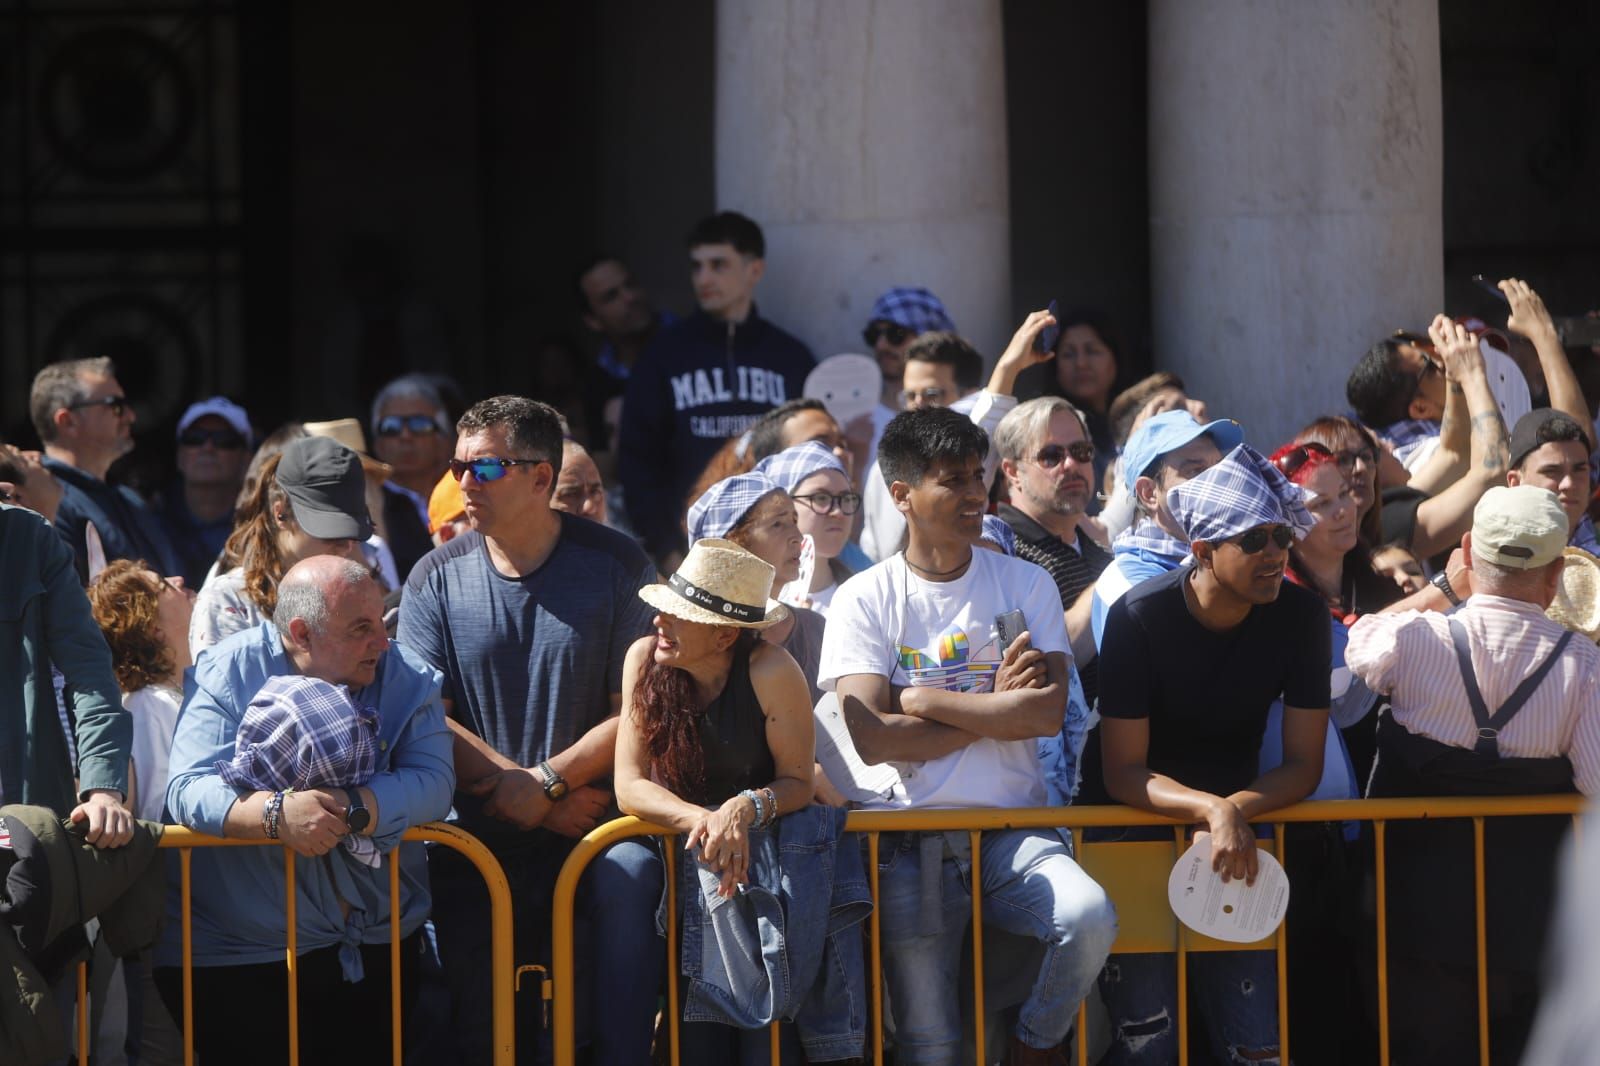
top-left (980, 514), bottom-right (1018, 556)
top-left (1166, 443), bottom-right (1314, 546)
top-left (755, 441), bottom-right (847, 495)
top-left (218, 674), bottom-right (381, 867)
top-left (688, 471), bottom-right (783, 542)
top-left (868, 287), bottom-right (956, 333)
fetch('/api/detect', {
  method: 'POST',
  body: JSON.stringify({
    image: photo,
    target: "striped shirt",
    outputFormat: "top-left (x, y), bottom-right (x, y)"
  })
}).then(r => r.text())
top-left (997, 504), bottom-right (1112, 702)
top-left (1346, 594), bottom-right (1600, 794)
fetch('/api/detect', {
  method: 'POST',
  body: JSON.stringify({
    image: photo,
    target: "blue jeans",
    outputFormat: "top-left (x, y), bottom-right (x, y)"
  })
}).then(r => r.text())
top-left (877, 828), bottom-right (1117, 1064)
top-left (1098, 951), bottom-right (1280, 1065)
top-left (431, 839), bottom-right (663, 1066)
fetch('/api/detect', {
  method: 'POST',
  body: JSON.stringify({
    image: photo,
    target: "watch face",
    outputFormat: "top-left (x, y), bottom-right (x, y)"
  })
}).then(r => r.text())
top-left (547, 780), bottom-right (569, 801)
top-left (348, 805), bottom-right (372, 833)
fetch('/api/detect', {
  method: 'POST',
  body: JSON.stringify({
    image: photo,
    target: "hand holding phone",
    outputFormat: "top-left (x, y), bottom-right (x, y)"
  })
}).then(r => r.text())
top-left (1033, 300), bottom-right (1061, 355)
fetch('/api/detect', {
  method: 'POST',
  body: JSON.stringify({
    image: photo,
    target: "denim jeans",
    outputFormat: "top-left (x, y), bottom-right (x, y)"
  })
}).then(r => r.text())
top-left (876, 827), bottom-right (1117, 1064)
top-left (1097, 951), bottom-right (1279, 1065)
top-left (431, 839), bottom-right (663, 1066)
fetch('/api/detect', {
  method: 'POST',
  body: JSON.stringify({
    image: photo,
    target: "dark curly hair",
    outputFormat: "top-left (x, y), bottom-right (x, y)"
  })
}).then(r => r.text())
top-left (634, 629), bottom-right (759, 802)
top-left (88, 560), bottom-right (175, 693)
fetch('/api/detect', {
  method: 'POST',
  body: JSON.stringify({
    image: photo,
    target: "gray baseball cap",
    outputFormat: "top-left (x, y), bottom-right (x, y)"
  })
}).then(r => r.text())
top-left (275, 436), bottom-right (373, 541)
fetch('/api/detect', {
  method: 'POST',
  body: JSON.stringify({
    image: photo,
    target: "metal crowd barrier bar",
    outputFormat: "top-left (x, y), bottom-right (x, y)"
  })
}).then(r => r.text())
top-left (73, 821), bottom-right (516, 1066)
top-left (550, 795), bottom-right (1585, 1066)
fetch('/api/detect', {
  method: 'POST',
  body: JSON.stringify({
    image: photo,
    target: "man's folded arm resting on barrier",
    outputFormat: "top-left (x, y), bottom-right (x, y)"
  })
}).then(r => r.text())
top-left (1100, 710), bottom-right (1326, 886)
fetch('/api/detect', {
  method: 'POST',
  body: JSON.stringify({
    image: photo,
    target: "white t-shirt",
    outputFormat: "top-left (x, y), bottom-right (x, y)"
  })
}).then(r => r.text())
top-left (189, 567), bottom-right (265, 657)
top-left (126, 685), bottom-right (181, 822)
top-left (818, 548), bottom-right (1070, 810)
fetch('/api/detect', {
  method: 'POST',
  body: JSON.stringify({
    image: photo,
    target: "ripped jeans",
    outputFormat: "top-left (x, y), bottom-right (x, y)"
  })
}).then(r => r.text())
top-left (1098, 950), bottom-right (1279, 1064)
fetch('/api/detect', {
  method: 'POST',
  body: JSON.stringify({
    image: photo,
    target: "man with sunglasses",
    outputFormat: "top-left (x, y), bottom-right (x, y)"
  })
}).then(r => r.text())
top-left (157, 397), bottom-right (254, 588)
top-left (400, 395), bottom-right (658, 1064)
top-left (30, 357), bottom-right (179, 583)
top-left (1094, 443), bottom-right (1330, 1065)
top-left (995, 397), bottom-right (1110, 696)
top-left (371, 373), bottom-right (458, 582)
top-left (861, 287), bottom-right (957, 445)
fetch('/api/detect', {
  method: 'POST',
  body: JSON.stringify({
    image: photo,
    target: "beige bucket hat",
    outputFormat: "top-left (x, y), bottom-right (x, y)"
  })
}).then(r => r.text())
top-left (1547, 546), bottom-right (1600, 644)
top-left (638, 539), bottom-right (789, 629)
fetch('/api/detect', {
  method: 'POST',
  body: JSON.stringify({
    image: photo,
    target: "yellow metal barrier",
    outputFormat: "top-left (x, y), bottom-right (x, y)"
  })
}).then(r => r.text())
top-left (72, 821), bottom-right (516, 1066)
top-left (550, 795), bottom-right (1585, 1066)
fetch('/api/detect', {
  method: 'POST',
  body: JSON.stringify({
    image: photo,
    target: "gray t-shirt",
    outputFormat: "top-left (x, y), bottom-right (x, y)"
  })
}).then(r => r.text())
top-left (398, 515), bottom-right (655, 853)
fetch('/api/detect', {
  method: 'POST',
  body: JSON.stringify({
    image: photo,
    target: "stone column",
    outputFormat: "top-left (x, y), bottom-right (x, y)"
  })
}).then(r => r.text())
top-left (1148, 0), bottom-right (1443, 447)
top-left (715, 0), bottom-right (1013, 360)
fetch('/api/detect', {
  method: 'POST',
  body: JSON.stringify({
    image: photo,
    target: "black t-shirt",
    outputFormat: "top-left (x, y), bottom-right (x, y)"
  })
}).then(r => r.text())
top-left (1379, 486), bottom-right (1428, 552)
top-left (1097, 564), bottom-right (1332, 799)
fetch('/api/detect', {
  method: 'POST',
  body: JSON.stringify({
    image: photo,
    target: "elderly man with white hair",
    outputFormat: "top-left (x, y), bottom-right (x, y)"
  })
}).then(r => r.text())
top-left (157, 554), bottom-right (453, 1066)
top-left (1348, 484), bottom-right (1600, 1066)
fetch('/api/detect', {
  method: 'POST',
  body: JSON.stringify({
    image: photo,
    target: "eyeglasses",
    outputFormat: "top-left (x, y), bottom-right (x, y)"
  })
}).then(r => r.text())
top-left (68, 396), bottom-right (128, 416)
top-left (900, 386), bottom-right (947, 407)
top-left (792, 490), bottom-right (862, 516)
top-left (178, 427), bottom-right (247, 450)
top-left (447, 457), bottom-right (544, 482)
top-left (863, 322), bottom-right (912, 348)
top-left (1272, 442), bottom-right (1332, 480)
top-left (1031, 442), bottom-right (1095, 468)
top-left (1225, 524), bottom-right (1294, 555)
top-left (1332, 446), bottom-right (1376, 472)
top-left (376, 414), bottom-right (443, 438)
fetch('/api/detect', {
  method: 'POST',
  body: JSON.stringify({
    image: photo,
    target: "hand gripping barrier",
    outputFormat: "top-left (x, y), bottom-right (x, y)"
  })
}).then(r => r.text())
top-left (549, 796), bottom-right (1585, 1066)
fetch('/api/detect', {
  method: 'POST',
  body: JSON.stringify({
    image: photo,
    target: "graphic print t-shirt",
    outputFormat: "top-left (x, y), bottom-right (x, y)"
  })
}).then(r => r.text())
top-left (819, 548), bottom-right (1070, 810)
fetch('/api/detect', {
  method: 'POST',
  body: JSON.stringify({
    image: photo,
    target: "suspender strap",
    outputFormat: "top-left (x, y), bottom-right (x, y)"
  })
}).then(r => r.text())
top-left (1447, 618), bottom-right (1574, 757)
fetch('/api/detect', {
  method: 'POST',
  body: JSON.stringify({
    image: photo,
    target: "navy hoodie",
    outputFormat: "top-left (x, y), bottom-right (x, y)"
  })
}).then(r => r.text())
top-left (619, 307), bottom-right (814, 559)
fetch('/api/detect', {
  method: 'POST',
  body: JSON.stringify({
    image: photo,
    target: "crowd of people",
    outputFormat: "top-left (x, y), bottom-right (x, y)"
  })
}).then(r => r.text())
top-left (4, 206), bottom-right (1600, 1066)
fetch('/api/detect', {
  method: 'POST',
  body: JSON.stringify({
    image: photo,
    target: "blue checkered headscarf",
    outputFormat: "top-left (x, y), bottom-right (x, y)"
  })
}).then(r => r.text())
top-left (688, 471), bottom-right (784, 543)
top-left (754, 441), bottom-right (847, 495)
top-left (1166, 444), bottom-right (1314, 546)
top-left (980, 515), bottom-right (1018, 556)
top-left (868, 287), bottom-right (956, 334)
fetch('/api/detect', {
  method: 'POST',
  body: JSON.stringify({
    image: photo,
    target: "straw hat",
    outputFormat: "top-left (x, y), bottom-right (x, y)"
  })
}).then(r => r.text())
top-left (638, 539), bottom-right (789, 629)
top-left (304, 418), bottom-right (393, 481)
top-left (1547, 547), bottom-right (1600, 644)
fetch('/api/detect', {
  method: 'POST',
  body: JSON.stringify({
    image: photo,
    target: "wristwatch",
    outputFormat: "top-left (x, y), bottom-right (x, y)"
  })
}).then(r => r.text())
top-left (1431, 570), bottom-right (1462, 607)
top-left (343, 788), bottom-right (372, 834)
top-left (535, 761), bottom-right (569, 801)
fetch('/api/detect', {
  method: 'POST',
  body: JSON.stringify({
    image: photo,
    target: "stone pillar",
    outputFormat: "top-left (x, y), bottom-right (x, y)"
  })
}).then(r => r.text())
top-left (1148, 0), bottom-right (1443, 448)
top-left (715, 0), bottom-right (1013, 360)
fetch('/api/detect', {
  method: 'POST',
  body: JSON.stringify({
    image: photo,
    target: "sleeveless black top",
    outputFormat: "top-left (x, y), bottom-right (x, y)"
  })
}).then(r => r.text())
top-left (690, 641), bottom-right (776, 806)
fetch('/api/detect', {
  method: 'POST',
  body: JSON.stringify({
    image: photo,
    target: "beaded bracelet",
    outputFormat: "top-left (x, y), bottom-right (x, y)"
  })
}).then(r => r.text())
top-left (263, 790), bottom-right (285, 839)
top-left (760, 787), bottom-right (778, 828)
top-left (739, 788), bottom-right (766, 829)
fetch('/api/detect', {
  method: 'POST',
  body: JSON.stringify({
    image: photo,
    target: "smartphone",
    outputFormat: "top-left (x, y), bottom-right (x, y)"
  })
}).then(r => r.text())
top-left (995, 609), bottom-right (1027, 654)
top-left (1471, 274), bottom-right (1509, 304)
top-left (1034, 300), bottom-right (1060, 355)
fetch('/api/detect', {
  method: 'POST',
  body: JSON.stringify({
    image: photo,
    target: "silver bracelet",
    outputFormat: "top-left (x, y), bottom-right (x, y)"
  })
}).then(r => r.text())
top-left (739, 788), bottom-right (765, 828)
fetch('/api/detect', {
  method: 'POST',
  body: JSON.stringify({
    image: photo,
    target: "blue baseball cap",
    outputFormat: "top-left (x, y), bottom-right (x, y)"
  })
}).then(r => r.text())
top-left (1121, 410), bottom-right (1244, 493)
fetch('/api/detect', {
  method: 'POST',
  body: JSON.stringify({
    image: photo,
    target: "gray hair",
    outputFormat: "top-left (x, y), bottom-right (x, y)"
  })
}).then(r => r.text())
top-left (993, 396), bottom-right (1089, 463)
top-left (370, 374), bottom-right (449, 437)
top-left (272, 558), bottom-right (374, 638)
top-left (30, 357), bottom-right (115, 442)
top-left (1468, 549), bottom-right (1561, 597)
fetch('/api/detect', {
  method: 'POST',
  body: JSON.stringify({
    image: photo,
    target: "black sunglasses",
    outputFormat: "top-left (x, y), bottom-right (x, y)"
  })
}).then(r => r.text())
top-left (1032, 442), bottom-right (1095, 468)
top-left (69, 396), bottom-right (128, 416)
top-left (1272, 442), bottom-right (1332, 480)
top-left (178, 427), bottom-right (247, 450)
top-left (900, 386), bottom-right (947, 407)
top-left (447, 456), bottom-right (543, 482)
top-left (376, 414), bottom-right (443, 438)
top-left (792, 490), bottom-right (862, 516)
top-left (1225, 524), bottom-right (1294, 555)
top-left (0, 488), bottom-right (13, 503)
top-left (863, 322), bottom-right (912, 348)
top-left (1332, 446), bottom-right (1376, 471)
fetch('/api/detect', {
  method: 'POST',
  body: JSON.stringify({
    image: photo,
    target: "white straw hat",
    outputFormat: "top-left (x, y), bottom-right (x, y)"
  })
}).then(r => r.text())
top-left (638, 539), bottom-right (790, 629)
top-left (1547, 547), bottom-right (1600, 644)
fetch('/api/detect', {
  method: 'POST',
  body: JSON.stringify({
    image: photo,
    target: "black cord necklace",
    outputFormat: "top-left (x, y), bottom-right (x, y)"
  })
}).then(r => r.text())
top-left (903, 551), bottom-right (972, 578)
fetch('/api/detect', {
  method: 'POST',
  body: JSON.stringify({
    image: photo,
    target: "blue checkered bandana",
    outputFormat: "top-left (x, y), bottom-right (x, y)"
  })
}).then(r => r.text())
top-left (869, 287), bottom-right (956, 334)
top-left (687, 471), bottom-right (784, 543)
top-left (219, 674), bottom-right (382, 867)
top-left (980, 514), bottom-right (1018, 556)
top-left (754, 441), bottom-right (847, 495)
top-left (1166, 443), bottom-right (1315, 546)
